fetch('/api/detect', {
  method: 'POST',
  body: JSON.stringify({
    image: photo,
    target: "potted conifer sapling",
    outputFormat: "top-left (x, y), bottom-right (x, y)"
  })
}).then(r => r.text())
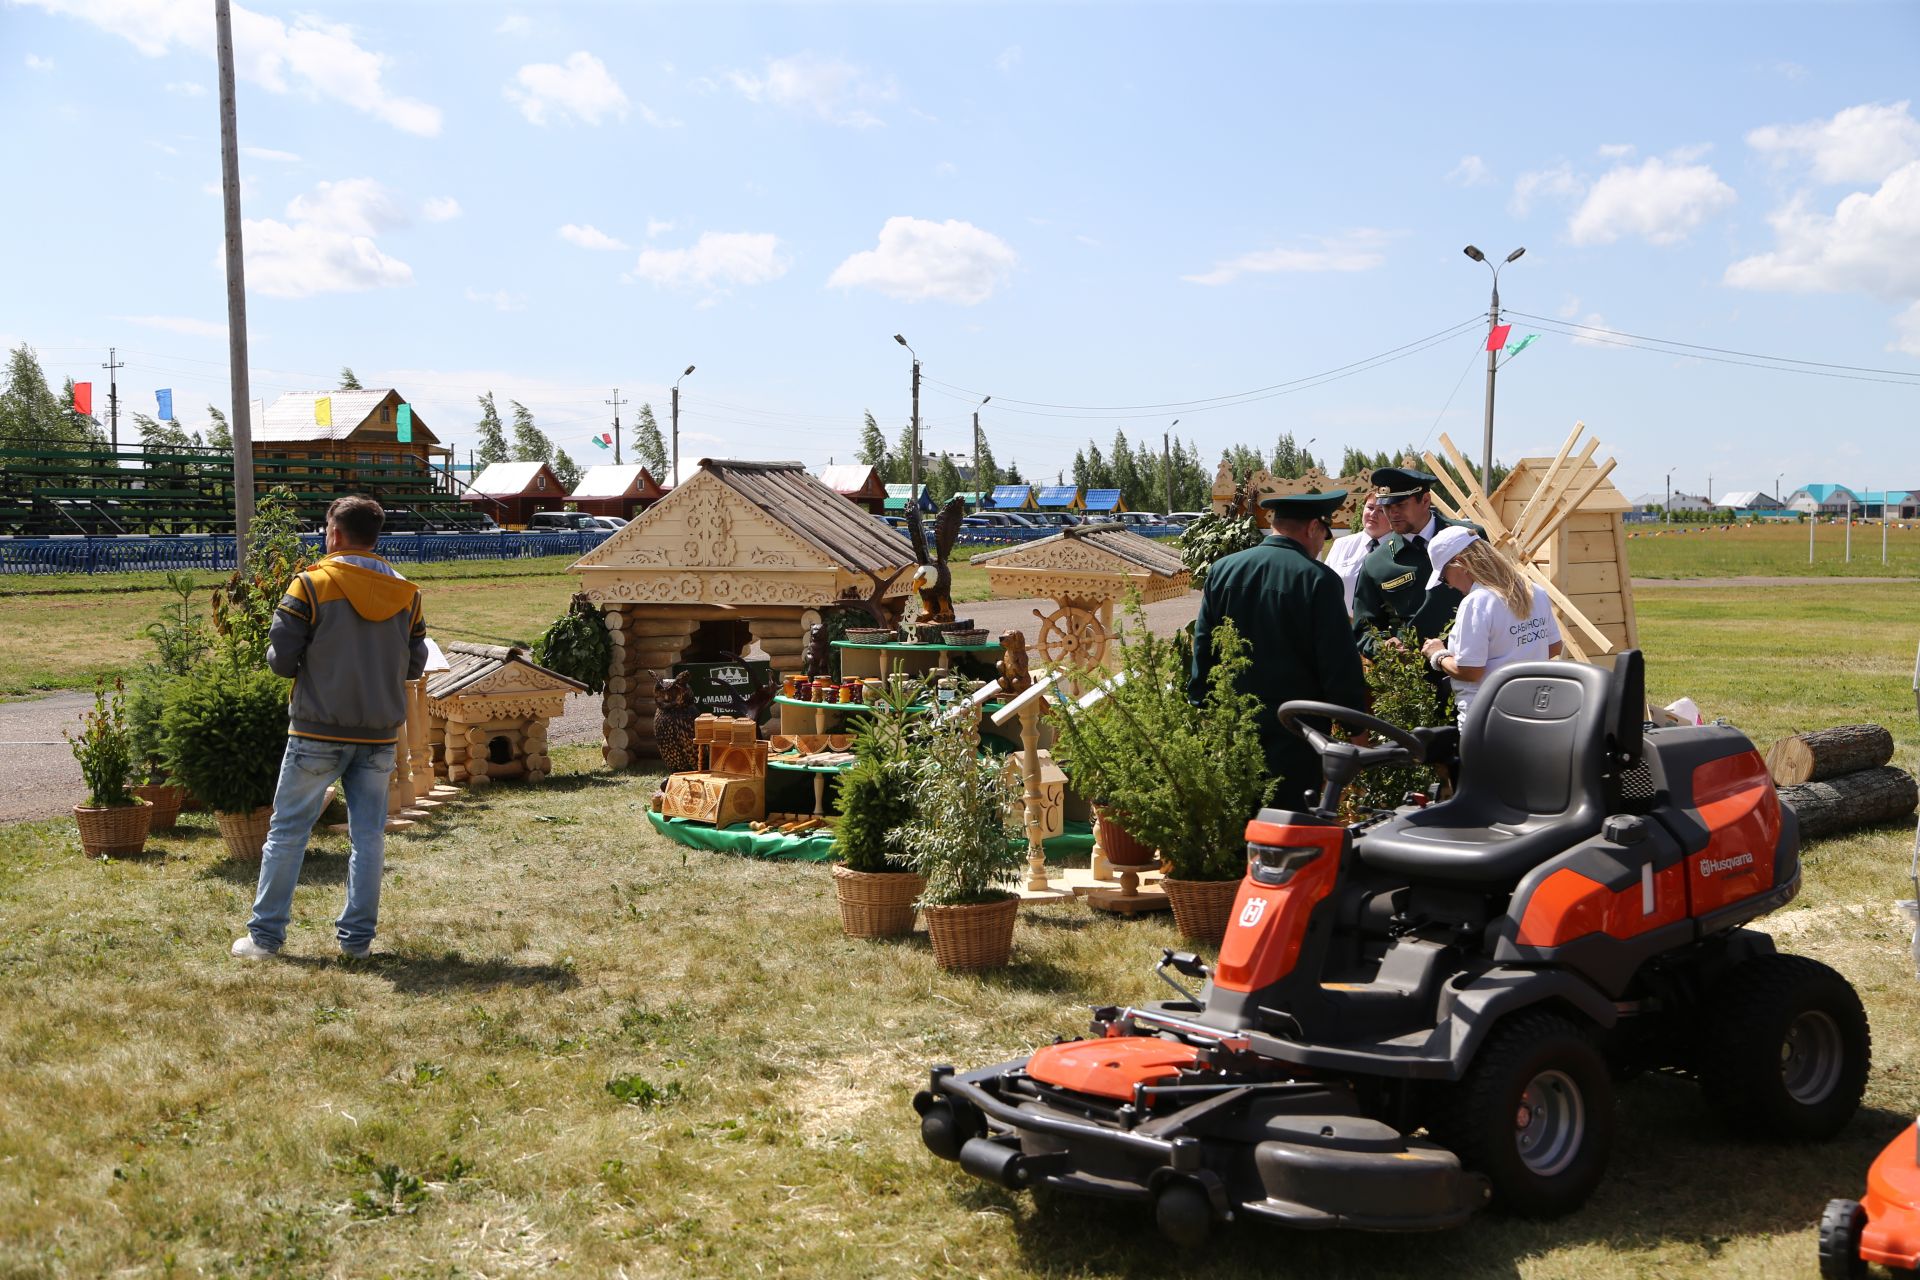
top-left (66, 680), bottom-right (152, 857)
top-left (897, 707), bottom-right (1026, 971)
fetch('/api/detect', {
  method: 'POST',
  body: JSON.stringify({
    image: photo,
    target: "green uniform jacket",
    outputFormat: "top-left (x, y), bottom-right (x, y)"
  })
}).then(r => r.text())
top-left (1351, 513), bottom-right (1481, 656)
top-left (1189, 534), bottom-right (1369, 807)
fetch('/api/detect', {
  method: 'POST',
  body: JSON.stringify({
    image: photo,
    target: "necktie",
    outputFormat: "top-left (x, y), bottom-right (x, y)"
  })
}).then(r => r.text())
top-left (1409, 534), bottom-right (1426, 552)
top-left (1367, 538), bottom-right (1378, 551)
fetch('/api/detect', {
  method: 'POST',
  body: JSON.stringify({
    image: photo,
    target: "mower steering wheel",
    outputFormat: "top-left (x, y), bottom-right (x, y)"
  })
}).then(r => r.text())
top-left (1277, 701), bottom-right (1426, 763)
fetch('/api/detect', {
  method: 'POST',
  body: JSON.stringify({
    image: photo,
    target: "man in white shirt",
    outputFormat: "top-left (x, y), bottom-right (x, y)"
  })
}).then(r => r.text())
top-left (1323, 493), bottom-right (1389, 615)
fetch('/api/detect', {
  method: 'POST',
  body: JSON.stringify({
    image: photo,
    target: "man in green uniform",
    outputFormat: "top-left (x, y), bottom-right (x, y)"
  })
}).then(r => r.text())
top-left (1189, 490), bottom-right (1369, 810)
top-left (1352, 466), bottom-right (1481, 657)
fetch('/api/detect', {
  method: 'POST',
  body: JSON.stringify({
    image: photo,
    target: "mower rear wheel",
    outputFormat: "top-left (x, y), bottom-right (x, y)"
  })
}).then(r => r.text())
top-left (1430, 1011), bottom-right (1613, 1218)
top-left (1817, 1198), bottom-right (1867, 1279)
top-left (1697, 955), bottom-right (1870, 1141)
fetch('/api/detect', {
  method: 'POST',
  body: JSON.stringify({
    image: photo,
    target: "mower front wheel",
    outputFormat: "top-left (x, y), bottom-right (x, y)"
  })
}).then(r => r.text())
top-left (1430, 1011), bottom-right (1613, 1218)
top-left (1697, 955), bottom-right (1870, 1141)
top-left (1817, 1197), bottom-right (1867, 1280)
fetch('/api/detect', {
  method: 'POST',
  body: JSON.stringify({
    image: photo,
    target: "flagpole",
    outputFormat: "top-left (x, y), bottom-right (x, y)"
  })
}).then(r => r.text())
top-left (1464, 245), bottom-right (1524, 488)
top-left (215, 0), bottom-right (256, 569)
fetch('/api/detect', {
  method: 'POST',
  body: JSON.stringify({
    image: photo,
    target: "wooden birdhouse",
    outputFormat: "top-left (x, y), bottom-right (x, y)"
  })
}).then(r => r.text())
top-left (1001, 750), bottom-right (1067, 842)
top-left (426, 643), bottom-right (586, 785)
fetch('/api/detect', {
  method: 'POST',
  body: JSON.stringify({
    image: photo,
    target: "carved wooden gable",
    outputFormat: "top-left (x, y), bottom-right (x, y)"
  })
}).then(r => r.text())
top-left (976, 528), bottom-right (1191, 605)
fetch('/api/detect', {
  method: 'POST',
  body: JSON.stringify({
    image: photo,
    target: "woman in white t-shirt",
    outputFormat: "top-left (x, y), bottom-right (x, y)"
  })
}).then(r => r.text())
top-left (1418, 526), bottom-right (1563, 722)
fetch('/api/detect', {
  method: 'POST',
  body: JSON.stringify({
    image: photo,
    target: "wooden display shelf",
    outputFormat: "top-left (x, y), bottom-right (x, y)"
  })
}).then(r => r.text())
top-left (832, 637), bottom-right (1002, 680)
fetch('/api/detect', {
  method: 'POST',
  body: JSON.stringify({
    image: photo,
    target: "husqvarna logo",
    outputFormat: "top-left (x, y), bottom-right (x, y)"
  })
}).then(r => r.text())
top-left (1533, 685), bottom-right (1552, 712)
top-left (1238, 897), bottom-right (1268, 928)
top-left (1700, 853), bottom-right (1755, 878)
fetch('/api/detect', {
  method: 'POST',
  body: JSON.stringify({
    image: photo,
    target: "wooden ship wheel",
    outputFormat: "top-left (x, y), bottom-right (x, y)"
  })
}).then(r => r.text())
top-left (1033, 598), bottom-right (1113, 670)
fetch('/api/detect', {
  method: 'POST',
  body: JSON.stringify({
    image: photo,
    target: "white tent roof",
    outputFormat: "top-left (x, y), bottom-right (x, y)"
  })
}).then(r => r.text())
top-left (468, 460), bottom-right (558, 497)
top-left (570, 463), bottom-right (652, 499)
top-left (818, 464), bottom-right (880, 494)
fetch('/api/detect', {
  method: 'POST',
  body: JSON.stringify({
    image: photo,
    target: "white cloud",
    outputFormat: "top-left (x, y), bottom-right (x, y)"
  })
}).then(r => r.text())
top-left (496, 14), bottom-right (530, 35)
top-left (422, 196), bottom-right (461, 222)
top-left (645, 218), bottom-right (674, 238)
top-left (231, 178), bottom-right (412, 298)
top-left (507, 51), bottom-right (631, 126)
top-left (726, 53), bottom-right (895, 128)
top-left (1596, 143), bottom-right (1636, 159)
top-left (17, 0), bottom-right (443, 136)
top-left (995, 45), bottom-right (1022, 75)
top-left (1567, 156), bottom-right (1736, 246)
top-left (464, 287), bottom-right (524, 312)
top-left (559, 223), bottom-right (629, 251)
top-left (829, 217), bottom-right (1016, 303)
top-left (1570, 313), bottom-right (1620, 349)
top-left (116, 314), bottom-right (225, 337)
top-left (630, 231), bottom-right (789, 292)
top-left (1510, 161), bottom-right (1584, 216)
top-left (1446, 155), bottom-right (1491, 187)
top-left (25, 53), bottom-right (53, 70)
top-left (1183, 231), bottom-right (1390, 286)
top-left (1725, 161), bottom-right (1920, 301)
top-left (1770, 60), bottom-right (1809, 81)
top-left (934, 160), bottom-right (957, 177)
top-left (1894, 301), bottom-right (1920, 357)
top-left (285, 177), bottom-right (404, 236)
top-left (1748, 100), bottom-right (1920, 185)
top-left (241, 145), bottom-right (300, 162)
top-left (163, 79), bottom-right (203, 96)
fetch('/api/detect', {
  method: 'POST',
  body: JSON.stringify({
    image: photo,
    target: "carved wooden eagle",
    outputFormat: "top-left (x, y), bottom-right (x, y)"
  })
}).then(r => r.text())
top-left (906, 496), bottom-right (965, 623)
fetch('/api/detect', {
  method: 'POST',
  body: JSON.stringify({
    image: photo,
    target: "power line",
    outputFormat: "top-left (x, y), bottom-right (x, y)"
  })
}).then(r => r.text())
top-left (1508, 316), bottom-right (1920, 389)
top-left (1505, 310), bottom-right (1920, 383)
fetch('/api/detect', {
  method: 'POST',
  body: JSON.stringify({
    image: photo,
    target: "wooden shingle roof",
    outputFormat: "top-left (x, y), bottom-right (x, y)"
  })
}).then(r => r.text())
top-left (426, 642), bottom-right (585, 700)
top-left (701, 459), bottom-right (915, 576)
top-left (972, 524), bottom-right (1187, 576)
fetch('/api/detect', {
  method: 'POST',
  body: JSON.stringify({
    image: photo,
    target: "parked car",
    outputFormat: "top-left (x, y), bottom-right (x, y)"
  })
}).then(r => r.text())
top-left (1028, 512), bottom-right (1082, 528)
top-left (585, 515), bottom-right (626, 531)
top-left (527, 510), bottom-right (601, 532)
top-left (964, 511), bottom-right (1038, 529)
top-left (1164, 511), bottom-right (1206, 526)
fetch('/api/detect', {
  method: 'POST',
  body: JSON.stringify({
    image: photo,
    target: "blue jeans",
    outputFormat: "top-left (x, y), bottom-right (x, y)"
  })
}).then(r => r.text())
top-left (247, 738), bottom-right (395, 953)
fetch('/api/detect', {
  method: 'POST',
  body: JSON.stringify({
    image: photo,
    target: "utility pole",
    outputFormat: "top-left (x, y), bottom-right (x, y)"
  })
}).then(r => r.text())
top-left (1164, 419), bottom-right (1179, 515)
top-left (670, 365), bottom-right (695, 484)
top-left (605, 388), bottom-right (627, 463)
top-left (102, 348), bottom-right (123, 453)
top-left (215, 0), bottom-right (256, 567)
top-left (1463, 245), bottom-right (1524, 488)
top-left (894, 335), bottom-right (921, 502)
top-left (972, 395), bottom-right (990, 510)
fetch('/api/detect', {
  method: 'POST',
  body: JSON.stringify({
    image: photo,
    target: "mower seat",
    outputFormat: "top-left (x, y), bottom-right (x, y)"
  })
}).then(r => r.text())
top-left (1356, 661), bottom-right (1614, 888)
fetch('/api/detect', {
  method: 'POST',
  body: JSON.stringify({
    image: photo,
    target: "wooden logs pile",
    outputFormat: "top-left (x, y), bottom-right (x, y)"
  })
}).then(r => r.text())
top-left (600, 605), bottom-right (697, 769)
top-left (1768, 724), bottom-right (1917, 840)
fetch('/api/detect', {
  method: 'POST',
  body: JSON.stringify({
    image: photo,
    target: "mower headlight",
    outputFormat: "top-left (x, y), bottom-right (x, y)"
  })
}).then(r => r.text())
top-left (1248, 844), bottom-right (1322, 886)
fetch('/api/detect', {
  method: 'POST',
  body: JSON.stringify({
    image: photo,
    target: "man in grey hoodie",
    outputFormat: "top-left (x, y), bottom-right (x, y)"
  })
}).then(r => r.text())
top-left (232, 495), bottom-right (427, 959)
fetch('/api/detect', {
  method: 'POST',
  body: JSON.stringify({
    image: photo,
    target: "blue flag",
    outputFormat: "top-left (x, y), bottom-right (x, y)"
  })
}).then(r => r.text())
top-left (156, 388), bottom-right (173, 421)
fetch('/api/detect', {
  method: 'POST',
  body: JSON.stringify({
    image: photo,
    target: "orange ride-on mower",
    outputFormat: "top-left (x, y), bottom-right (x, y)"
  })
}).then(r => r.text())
top-left (914, 653), bottom-right (1870, 1243)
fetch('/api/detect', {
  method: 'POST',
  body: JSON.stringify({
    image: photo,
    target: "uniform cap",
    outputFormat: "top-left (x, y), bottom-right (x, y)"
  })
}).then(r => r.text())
top-left (1258, 488), bottom-right (1349, 519)
top-left (1373, 466), bottom-right (1438, 504)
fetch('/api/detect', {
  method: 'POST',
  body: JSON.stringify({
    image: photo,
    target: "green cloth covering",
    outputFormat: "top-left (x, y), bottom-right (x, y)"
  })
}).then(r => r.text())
top-left (645, 810), bottom-right (1096, 864)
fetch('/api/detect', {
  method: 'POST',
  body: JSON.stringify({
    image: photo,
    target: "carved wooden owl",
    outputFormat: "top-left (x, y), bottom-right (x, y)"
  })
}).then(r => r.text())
top-left (654, 673), bottom-right (700, 774)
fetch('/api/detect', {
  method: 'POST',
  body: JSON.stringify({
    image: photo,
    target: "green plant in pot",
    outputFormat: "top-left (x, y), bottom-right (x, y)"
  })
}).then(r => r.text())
top-left (896, 705), bottom-right (1025, 971)
top-left (66, 680), bottom-right (151, 857)
top-left (1050, 607), bottom-right (1268, 945)
top-left (125, 672), bottom-right (187, 831)
top-left (829, 674), bottom-right (927, 939)
top-left (160, 665), bottom-right (292, 860)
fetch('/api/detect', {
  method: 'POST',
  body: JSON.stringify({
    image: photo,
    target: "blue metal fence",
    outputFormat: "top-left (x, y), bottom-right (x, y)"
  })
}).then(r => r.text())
top-left (0, 530), bottom-right (611, 575)
top-left (953, 523), bottom-right (1185, 547)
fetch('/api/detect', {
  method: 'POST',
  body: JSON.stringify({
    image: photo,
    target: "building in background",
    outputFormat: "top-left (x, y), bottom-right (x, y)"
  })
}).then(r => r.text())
top-left (465, 460), bottom-right (565, 529)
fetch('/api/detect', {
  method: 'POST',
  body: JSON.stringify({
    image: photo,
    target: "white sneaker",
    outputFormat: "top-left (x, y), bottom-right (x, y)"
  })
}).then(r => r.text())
top-left (339, 943), bottom-right (370, 959)
top-left (230, 935), bottom-right (279, 960)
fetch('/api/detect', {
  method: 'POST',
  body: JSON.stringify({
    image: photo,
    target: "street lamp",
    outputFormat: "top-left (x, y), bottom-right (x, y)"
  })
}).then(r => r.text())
top-left (972, 394), bottom-right (991, 509)
top-left (1164, 418), bottom-right (1179, 515)
top-left (1463, 244), bottom-right (1525, 488)
top-left (1665, 465), bottom-right (1676, 525)
top-left (1776, 471), bottom-right (1784, 502)
top-left (670, 364), bottom-right (695, 484)
top-left (895, 335), bottom-right (921, 499)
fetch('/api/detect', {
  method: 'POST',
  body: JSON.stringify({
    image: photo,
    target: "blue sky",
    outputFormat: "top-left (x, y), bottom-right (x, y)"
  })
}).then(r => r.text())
top-left (4, 0), bottom-right (1918, 502)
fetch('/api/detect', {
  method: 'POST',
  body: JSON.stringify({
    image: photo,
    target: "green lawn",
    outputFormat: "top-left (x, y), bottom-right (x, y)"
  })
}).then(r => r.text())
top-left (1628, 518), bottom-right (1920, 578)
top-left (4, 572), bottom-right (1920, 1276)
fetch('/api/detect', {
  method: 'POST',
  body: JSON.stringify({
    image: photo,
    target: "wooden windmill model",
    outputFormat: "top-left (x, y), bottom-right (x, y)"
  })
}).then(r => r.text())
top-left (1419, 422), bottom-right (1634, 667)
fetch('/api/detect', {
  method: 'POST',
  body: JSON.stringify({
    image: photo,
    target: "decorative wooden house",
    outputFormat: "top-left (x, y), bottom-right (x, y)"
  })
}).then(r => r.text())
top-left (570, 463), bottom-right (665, 519)
top-left (883, 483), bottom-right (936, 514)
top-left (1484, 450), bottom-right (1640, 665)
top-left (1035, 485), bottom-right (1083, 514)
top-left (974, 525), bottom-right (1191, 670)
top-left (817, 464), bottom-right (888, 514)
top-left (426, 643), bottom-right (585, 785)
top-left (570, 459), bottom-right (917, 769)
top-left (254, 388), bottom-right (445, 473)
top-left (464, 461), bottom-right (565, 528)
top-left (990, 484), bottom-right (1038, 511)
top-left (1081, 488), bottom-right (1129, 515)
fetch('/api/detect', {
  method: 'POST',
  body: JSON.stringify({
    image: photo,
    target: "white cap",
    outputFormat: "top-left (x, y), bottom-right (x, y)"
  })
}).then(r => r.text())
top-left (1426, 525), bottom-right (1479, 589)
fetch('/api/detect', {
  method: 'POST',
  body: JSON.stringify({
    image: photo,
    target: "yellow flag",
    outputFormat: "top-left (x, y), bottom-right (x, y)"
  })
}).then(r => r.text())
top-left (314, 396), bottom-right (332, 427)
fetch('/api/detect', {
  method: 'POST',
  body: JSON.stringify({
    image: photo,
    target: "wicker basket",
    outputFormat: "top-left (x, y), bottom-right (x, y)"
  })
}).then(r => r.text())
top-left (1161, 877), bottom-right (1241, 946)
top-left (132, 783), bottom-right (185, 832)
top-left (831, 865), bottom-right (927, 938)
top-left (844, 627), bottom-right (896, 644)
top-left (72, 799), bottom-right (152, 857)
top-left (1093, 807), bottom-right (1157, 868)
top-left (214, 805), bottom-right (274, 861)
top-left (922, 894), bottom-right (1021, 972)
top-left (941, 629), bottom-right (989, 646)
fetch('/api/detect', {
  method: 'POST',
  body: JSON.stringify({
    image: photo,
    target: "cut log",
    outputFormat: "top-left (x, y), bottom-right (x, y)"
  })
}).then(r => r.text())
top-left (1766, 724), bottom-right (1896, 785)
top-left (1778, 766), bottom-right (1918, 840)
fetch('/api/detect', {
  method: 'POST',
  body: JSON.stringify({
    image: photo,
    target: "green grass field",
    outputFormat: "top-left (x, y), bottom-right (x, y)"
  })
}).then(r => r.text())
top-left (1628, 518), bottom-right (1920, 579)
top-left (4, 527), bottom-right (1920, 1277)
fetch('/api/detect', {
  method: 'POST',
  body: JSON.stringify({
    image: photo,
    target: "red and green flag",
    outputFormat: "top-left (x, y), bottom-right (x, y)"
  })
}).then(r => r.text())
top-left (1486, 324), bottom-right (1513, 351)
top-left (396, 402), bottom-right (413, 443)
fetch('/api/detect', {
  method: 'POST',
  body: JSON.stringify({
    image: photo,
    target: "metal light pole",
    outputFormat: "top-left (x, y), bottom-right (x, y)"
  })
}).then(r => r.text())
top-left (972, 394), bottom-right (990, 510)
top-left (1164, 418), bottom-right (1178, 516)
top-left (215, 0), bottom-right (256, 566)
top-left (894, 334), bottom-right (920, 500)
top-left (1775, 472), bottom-right (1784, 502)
top-left (670, 365), bottom-right (694, 484)
top-left (1463, 245), bottom-right (1524, 490)
top-left (1665, 467), bottom-right (1676, 526)
top-left (1846, 492), bottom-right (1853, 563)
